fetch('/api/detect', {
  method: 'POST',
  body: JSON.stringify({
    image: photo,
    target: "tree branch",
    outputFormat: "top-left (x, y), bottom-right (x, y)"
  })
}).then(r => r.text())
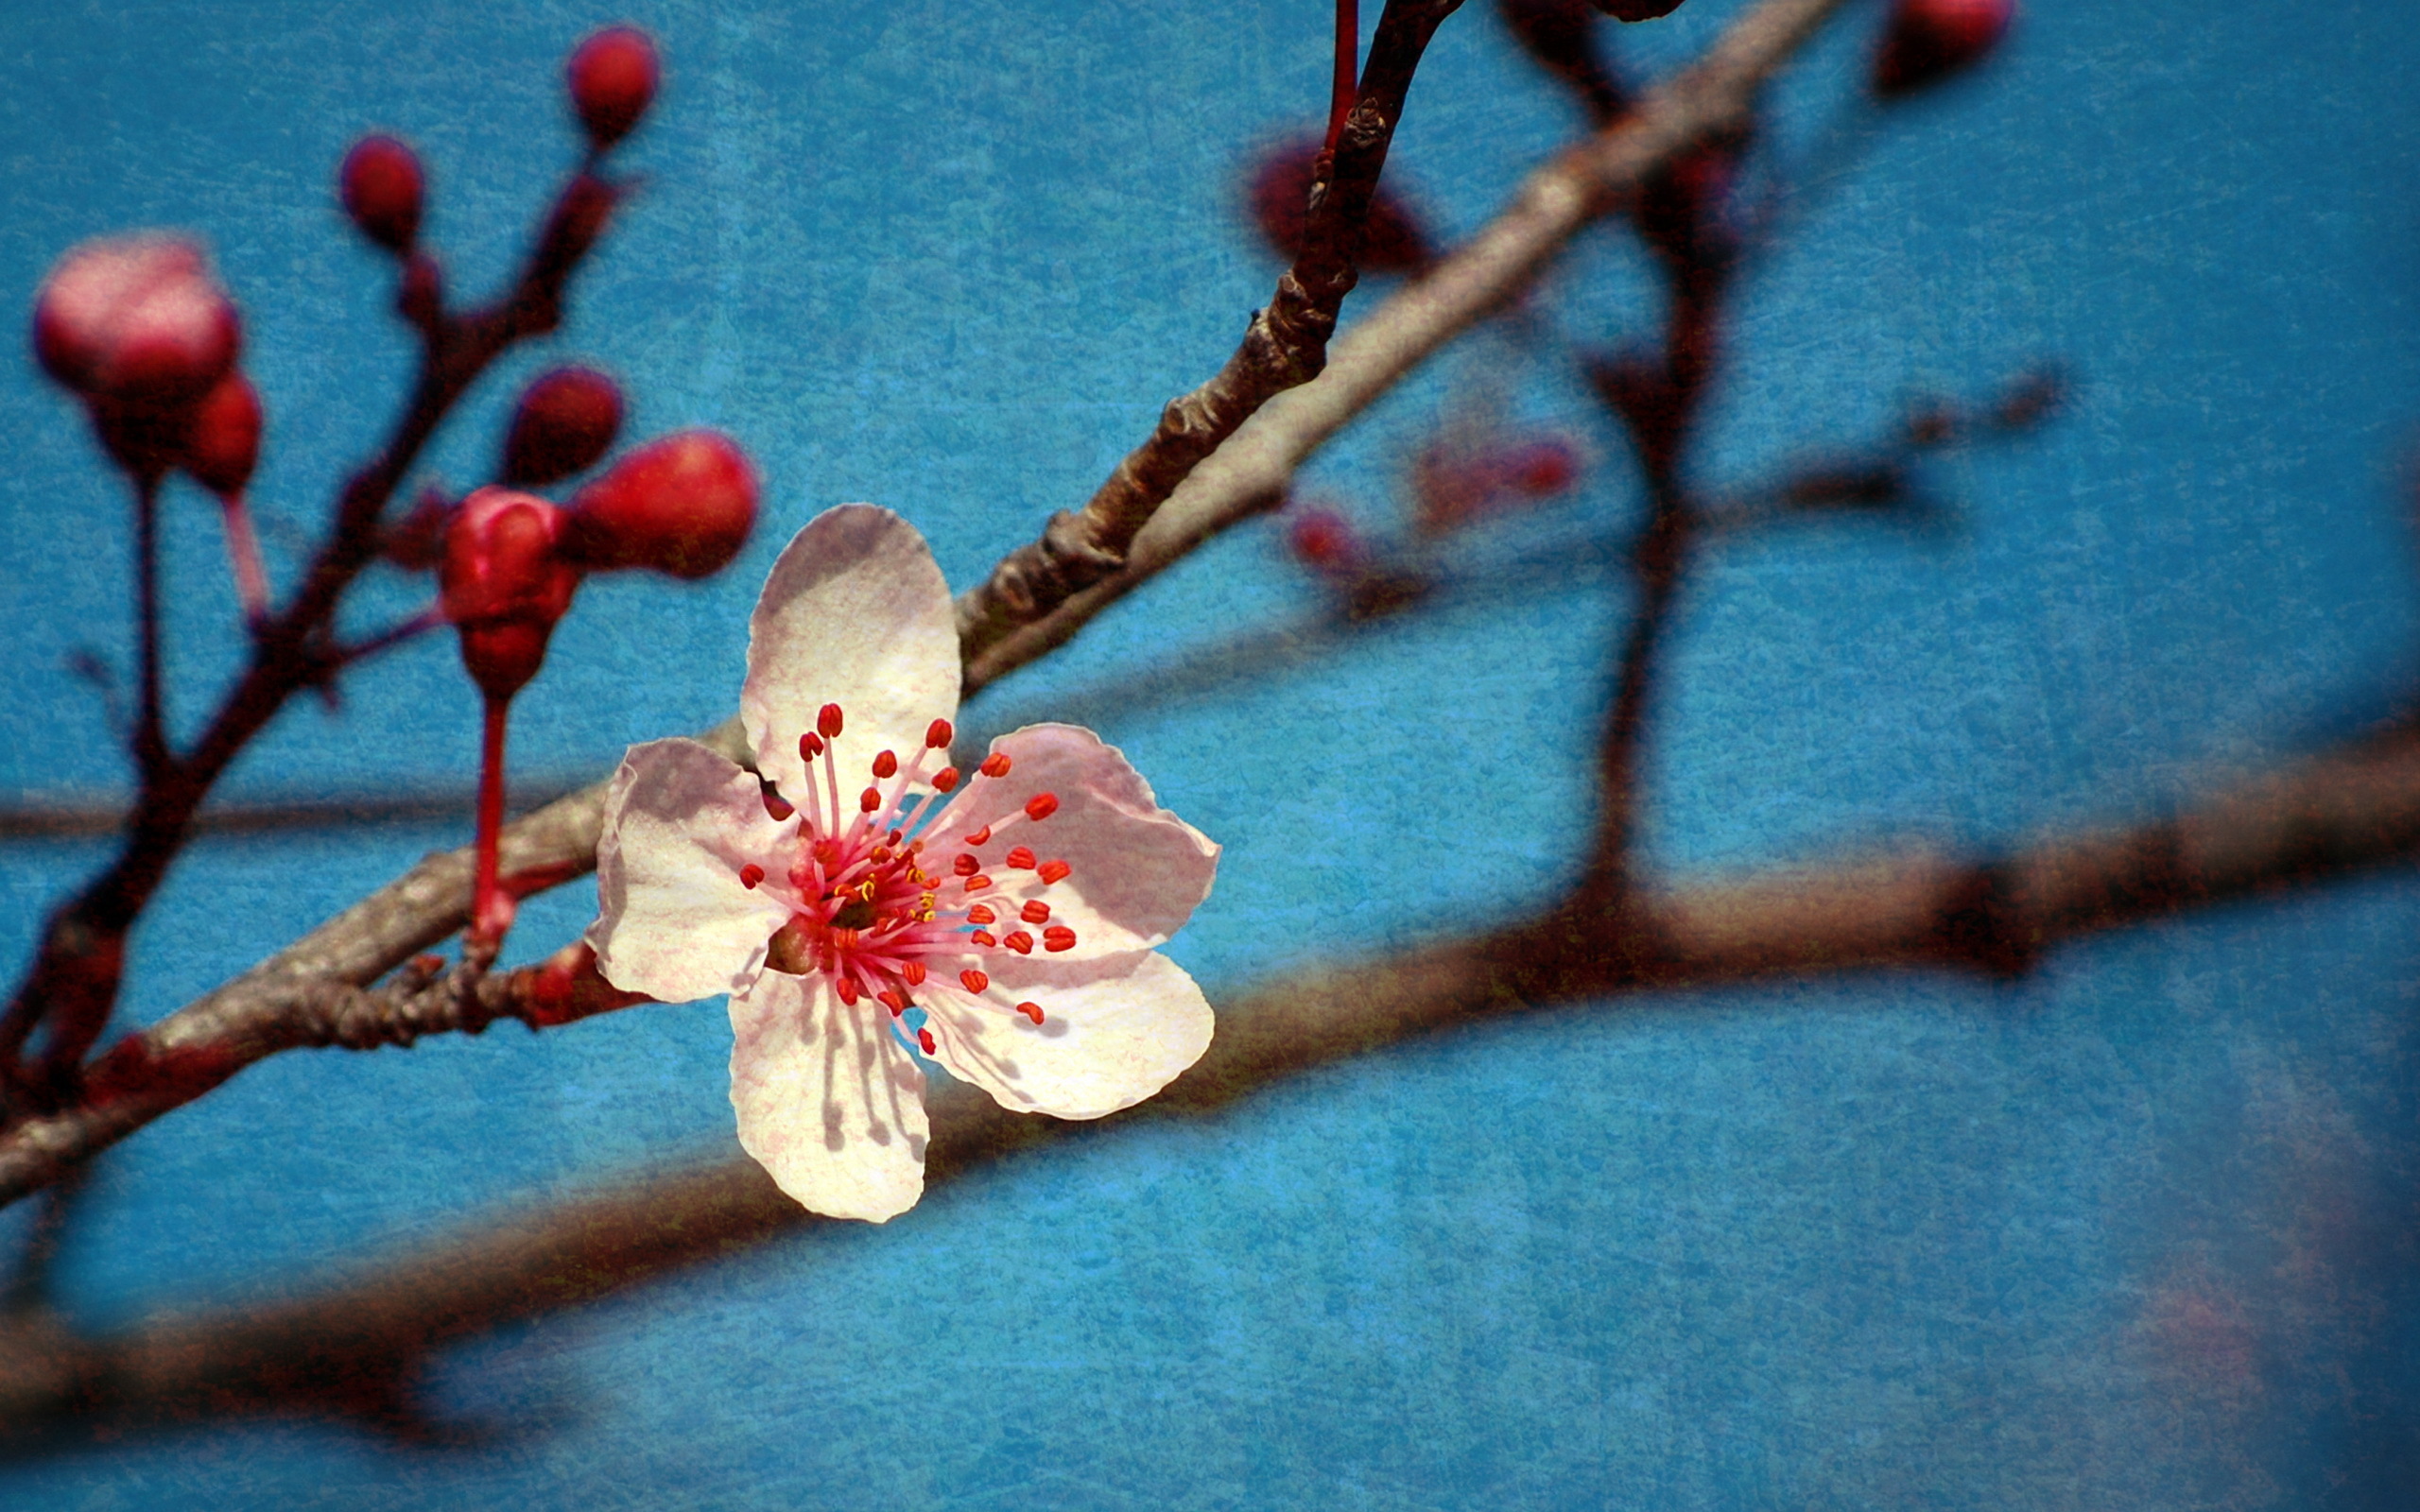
top-left (9, 715), bottom-right (2420, 1445)
top-left (0, 0), bottom-right (1856, 1206)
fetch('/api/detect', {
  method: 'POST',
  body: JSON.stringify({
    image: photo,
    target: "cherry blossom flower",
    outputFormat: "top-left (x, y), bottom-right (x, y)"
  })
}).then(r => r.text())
top-left (587, 506), bottom-right (1219, 1222)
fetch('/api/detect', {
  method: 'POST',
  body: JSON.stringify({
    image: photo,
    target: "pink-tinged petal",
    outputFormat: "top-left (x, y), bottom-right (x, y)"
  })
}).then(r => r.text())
top-left (730, 971), bottom-right (929, 1222)
top-left (927, 950), bottom-right (1212, 1120)
top-left (588, 737), bottom-right (794, 1004)
top-left (743, 506), bottom-right (959, 802)
top-left (923, 724), bottom-right (1218, 958)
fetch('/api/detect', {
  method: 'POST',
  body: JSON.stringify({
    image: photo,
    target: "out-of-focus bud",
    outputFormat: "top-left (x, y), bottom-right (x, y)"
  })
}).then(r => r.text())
top-left (1873, 0), bottom-right (2013, 98)
top-left (441, 486), bottom-right (582, 698)
top-left (382, 487), bottom-right (453, 572)
top-left (567, 26), bottom-right (660, 151)
top-left (1495, 0), bottom-right (1630, 126)
top-left (339, 135), bottom-right (425, 254)
top-left (1247, 139), bottom-right (1433, 277)
top-left (1501, 438), bottom-right (1581, 496)
top-left (500, 366), bottom-right (624, 486)
top-left (563, 430), bottom-right (758, 579)
top-left (1286, 504), bottom-right (1365, 577)
top-left (182, 372), bottom-right (263, 497)
top-left (34, 235), bottom-right (240, 405)
top-left (1592, 0), bottom-right (1684, 20)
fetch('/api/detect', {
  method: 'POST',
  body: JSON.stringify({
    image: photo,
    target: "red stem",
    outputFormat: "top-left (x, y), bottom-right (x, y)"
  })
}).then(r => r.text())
top-left (471, 695), bottom-right (510, 946)
top-left (1326, 0), bottom-right (1360, 151)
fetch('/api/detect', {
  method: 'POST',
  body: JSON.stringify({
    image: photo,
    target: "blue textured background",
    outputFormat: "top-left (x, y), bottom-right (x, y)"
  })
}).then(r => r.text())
top-left (3, 0), bottom-right (2418, 1505)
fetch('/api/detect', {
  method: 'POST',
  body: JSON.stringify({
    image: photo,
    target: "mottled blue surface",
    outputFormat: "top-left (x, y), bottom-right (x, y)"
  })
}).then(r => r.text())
top-left (3, 0), bottom-right (2418, 1506)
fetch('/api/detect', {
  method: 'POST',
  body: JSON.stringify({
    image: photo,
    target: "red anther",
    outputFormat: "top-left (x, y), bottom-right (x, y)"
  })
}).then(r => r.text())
top-left (819, 703), bottom-right (844, 739)
top-left (1024, 793), bottom-right (1060, 821)
top-left (835, 975), bottom-right (860, 1005)
top-left (1037, 859), bottom-right (1071, 885)
top-left (872, 749), bottom-right (899, 780)
top-left (1005, 846), bottom-right (1037, 870)
top-left (1003, 931), bottom-right (1034, 955)
top-left (971, 929), bottom-right (998, 948)
top-left (964, 874), bottom-right (993, 894)
top-left (876, 988), bottom-right (904, 1012)
top-left (965, 825), bottom-right (992, 847)
top-left (566, 26), bottom-right (660, 150)
top-left (501, 366), bottom-right (623, 487)
top-left (563, 430), bottom-right (759, 579)
top-left (1247, 137), bottom-right (1434, 276)
top-left (980, 754), bottom-right (1011, 779)
top-left (1017, 1002), bottom-right (1045, 1024)
top-left (439, 487), bottom-right (580, 699)
top-left (338, 135), bottom-right (424, 253)
top-left (932, 767), bottom-right (960, 793)
top-left (903, 960), bottom-right (928, 986)
top-left (916, 1027), bottom-right (937, 1055)
top-left (35, 234), bottom-right (241, 406)
top-left (966, 905), bottom-right (995, 925)
top-left (800, 731), bottom-right (823, 762)
top-left (1044, 926), bottom-right (1078, 953)
top-left (954, 853), bottom-right (980, 877)
top-left (1020, 900), bottom-right (1052, 923)
top-left (181, 371), bottom-right (262, 497)
top-left (859, 786), bottom-right (882, 814)
top-left (925, 719), bottom-right (954, 750)
top-left (762, 790), bottom-right (794, 821)
top-left (738, 863), bottom-right (765, 889)
top-left (1873, 0), bottom-right (2013, 98)
top-left (960, 969), bottom-right (990, 994)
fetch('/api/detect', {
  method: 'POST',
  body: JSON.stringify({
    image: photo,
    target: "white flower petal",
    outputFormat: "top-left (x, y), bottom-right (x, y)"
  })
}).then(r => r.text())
top-left (743, 506), bottom-right (959, 803)
top-left (922, 724), bottom-right (1219, 958)
top-left (927, 950), bottom-right (1213, 1121)
top-left (587, 738), bottom-right (795, 1004)
top-left (730, 971), bottom-right (929, 1222)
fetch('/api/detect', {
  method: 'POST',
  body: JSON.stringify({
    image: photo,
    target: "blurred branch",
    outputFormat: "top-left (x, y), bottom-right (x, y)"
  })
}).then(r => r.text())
top-left (0, 778), bottom-right (588, 844)
top-left (0, 0), bottom-right (1856, 1211)
top-left (10, 716), bottom-right (2420, 1445)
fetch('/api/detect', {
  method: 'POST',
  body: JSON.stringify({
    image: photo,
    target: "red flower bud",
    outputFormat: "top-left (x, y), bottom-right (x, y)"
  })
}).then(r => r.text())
top-left (1286, 505), bottom-right (1364, 576)
top-left (339, 135), bottom-right (425, 253)
top-left (567, 26), bottom-right (660, 150)
top-left (182, 372), bottom-right (263, 497)
top-left (1591, 0), bottom-right (1684, 20)
top-left (564, 430), bottom-right (758, 579)
top-left (1503, 438), bottom-right (1580, 496)
top-left (440, 487), bottom-right (581, 698)
top-left (499, 366), bottom-right (624, 486)
top-left (34, 235), bottom-right (240, 405)
top-left (1247, 138), bottom-right (1433, 277)
top-left (1873, 0), bottom-right (2013, 98)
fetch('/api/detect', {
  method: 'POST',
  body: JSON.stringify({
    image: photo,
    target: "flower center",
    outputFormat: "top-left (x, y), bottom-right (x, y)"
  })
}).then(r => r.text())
top-left (748, 703), bottom-right (1075, 1057)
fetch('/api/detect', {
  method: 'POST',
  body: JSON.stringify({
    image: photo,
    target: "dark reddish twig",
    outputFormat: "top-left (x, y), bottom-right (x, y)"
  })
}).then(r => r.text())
top-left (1328, 0), bottom-right (1363, 152)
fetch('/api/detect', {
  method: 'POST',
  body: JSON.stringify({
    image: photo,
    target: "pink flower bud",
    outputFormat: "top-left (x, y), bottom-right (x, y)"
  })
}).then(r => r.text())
top-left (564, 430), bottom-right (758, 579)
top-left (182, 372), bottom-right (262, 497)
top-left (339, 135), bottom-right (425, 253)
top-left (1247, 139), bottom-right (1433, 277)
top-left (33, 235), bottom-right (240, 405)
top-left (500, 366), bottom-right (623, 487)
top-left (566, 26), bottom-right (660, 150)
top-left (1873, 0), bottom-right (2013, 98)
top-left (441, 487), bottom-right (581, 698)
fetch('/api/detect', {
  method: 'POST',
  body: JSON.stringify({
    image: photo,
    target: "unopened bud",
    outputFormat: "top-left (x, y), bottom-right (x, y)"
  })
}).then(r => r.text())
top-left (1873, 0), bottom-right (2014, 98)
top-left (567, 26), bottom-right (660, 151)
top-left (563, 429), bottom-right (758, 579)
top-left (182, 372), bottom-right (262, 497)
top-left (500, 366), bottom-right (623, 486)
top-left (1286, 505), bottom-right (1364, 576)
top-left (1247, 139), bottom-right (1433, 276)
top-left (440, 486), bottom-right (581, 698)
top-left (34, 235), bottom-right (240, 405)
top-left (339, 135), bottom-right (425, 253)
